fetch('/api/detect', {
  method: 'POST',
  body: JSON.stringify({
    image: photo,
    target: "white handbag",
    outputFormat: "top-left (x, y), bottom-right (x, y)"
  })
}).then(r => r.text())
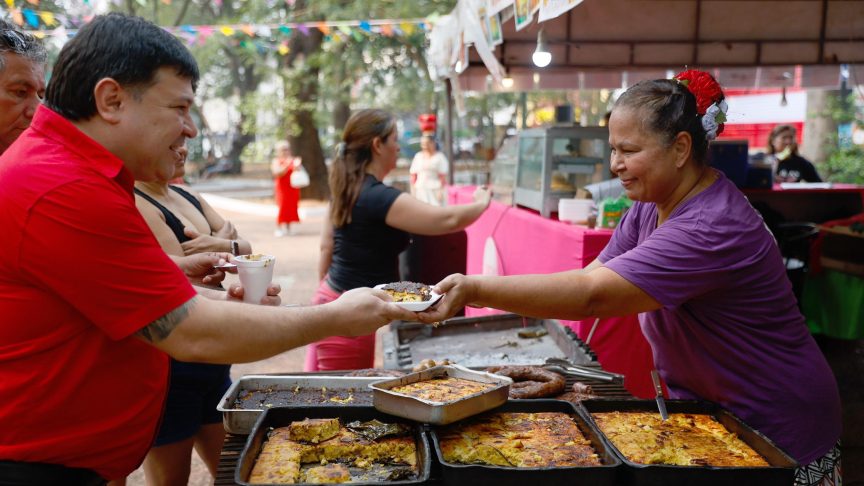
top-left (289, 164), bottom-right (310, 189)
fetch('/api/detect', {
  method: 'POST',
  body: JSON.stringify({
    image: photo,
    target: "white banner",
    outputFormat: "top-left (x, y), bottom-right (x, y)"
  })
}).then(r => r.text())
top-left (487, 0), bottom-right (514, 16)
top-left (538, 0), bottom-right (584, 22)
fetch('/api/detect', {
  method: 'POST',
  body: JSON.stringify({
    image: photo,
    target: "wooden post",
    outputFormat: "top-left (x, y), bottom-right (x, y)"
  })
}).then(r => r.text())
top-left (445, 78), bottom-right (455, 185)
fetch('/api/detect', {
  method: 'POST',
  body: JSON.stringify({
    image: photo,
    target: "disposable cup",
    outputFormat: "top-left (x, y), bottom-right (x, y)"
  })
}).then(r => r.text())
top-left (234, 254), bottom-right (276, 304)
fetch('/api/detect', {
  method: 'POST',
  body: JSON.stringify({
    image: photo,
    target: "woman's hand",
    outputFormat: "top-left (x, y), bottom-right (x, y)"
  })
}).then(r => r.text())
top-left (472, 186), bottom-right (492, 208)
top-left (417, 273), bottom-right (477, 324)
top-left (213, 220), bottom-right (238, 240)
top-left (181, 227), bottom-right (230, 255)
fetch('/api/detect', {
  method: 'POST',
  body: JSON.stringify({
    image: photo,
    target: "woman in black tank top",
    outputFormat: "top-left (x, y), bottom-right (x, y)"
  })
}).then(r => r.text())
top-left (132, 147), bottom-right (252, 485)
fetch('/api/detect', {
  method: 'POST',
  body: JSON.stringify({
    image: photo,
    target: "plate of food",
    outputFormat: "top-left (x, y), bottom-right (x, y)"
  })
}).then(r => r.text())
top-left (374, 281), bottom-right (443, 311)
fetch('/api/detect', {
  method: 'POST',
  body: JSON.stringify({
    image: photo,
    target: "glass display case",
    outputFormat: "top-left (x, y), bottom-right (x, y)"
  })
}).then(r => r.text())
top-left (489, 136), bottom-right (518, 205)
top-left (514, 126), bottom-right (611, 217)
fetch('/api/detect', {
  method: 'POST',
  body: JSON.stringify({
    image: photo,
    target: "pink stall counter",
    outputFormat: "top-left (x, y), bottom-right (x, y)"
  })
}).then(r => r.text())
top-left (449, 185), bottom-right (656, 398)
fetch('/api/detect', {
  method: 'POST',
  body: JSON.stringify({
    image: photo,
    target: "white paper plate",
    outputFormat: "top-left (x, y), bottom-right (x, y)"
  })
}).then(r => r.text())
top-left (374, 284), bottom-right (443, 311)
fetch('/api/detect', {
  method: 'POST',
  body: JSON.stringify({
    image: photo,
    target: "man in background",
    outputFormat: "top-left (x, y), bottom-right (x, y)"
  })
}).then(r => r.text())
top-left (0, 19), bottom-right (46, 154)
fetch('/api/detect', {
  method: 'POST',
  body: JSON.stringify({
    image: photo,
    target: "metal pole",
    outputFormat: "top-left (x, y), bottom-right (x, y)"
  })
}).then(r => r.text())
top-left (445, 78), bottom-right (455, 185)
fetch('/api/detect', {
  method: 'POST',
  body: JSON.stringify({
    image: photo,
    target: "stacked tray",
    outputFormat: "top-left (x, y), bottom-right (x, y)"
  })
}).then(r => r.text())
top-left (218, 375), bottom-right (383, 434)
top-left (579, 399), bottom-right (797, 486)
top-left (429, 400), bottom-right (622, 486)
top-left (370, 365), bottom-right (511, 425)
top-left (236, 407), bottom-right (431, 486)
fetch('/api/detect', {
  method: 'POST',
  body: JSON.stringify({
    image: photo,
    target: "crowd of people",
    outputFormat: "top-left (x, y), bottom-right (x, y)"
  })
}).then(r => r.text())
top-left (0, 12), bottom-right (843, 486)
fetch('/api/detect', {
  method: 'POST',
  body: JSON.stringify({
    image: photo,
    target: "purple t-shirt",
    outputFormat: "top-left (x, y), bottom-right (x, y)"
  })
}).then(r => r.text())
top-left (599, 171), bottom-right (840, 464)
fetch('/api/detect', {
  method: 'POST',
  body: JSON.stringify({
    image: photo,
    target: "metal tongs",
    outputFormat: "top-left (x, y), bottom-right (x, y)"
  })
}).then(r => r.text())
top-left (650, 370), bottom-right (669, 421)
top-left (543, 357), bottom-right (625, 384)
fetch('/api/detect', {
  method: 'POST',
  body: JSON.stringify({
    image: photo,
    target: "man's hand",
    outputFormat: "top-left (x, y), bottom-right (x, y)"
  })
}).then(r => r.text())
top-left (325, 287), bottom-right (418, 336)
top-left (417, 273), bottom-right (475, 324)
top-left (227, 282), bottom-right (282, 306)
top-left (172, 252), bottom-right (233, 286)
top-left (181, 227), bottom-right (230, 255)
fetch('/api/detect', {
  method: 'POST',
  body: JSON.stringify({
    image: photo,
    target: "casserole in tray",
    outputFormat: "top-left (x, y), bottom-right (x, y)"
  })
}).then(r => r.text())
top-left (235, 407), bottom-right (430, 485)
top-left (430, 400), bottom-right (621, 486)
top-left (218, 375), bottom-right (382, 434)
top-left (579, 399), bottom-right (797, 486)
top-left (370, 365), bottom-right (510, 425)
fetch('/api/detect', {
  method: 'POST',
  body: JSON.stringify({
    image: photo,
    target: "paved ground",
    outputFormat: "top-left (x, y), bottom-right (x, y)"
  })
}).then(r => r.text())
top-left (125, 180), bottom-right (333, 486)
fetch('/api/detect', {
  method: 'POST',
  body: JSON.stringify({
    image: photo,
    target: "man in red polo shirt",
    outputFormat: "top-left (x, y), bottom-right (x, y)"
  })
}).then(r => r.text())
top-left (0, 14), bottom-right (415, 485)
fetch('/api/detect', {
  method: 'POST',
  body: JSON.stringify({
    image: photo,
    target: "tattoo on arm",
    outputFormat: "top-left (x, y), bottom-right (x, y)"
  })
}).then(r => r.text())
top-left (136, 297), bottom-right (197, 343)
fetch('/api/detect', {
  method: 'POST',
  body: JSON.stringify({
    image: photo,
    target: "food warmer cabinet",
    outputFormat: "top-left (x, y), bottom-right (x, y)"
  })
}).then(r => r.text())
top-left (513, 126), bottom-right (611, 218)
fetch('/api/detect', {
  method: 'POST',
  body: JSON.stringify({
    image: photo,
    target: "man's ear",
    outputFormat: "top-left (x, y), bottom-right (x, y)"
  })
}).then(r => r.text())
top-left (672, 131), bottom-right (693, 169)
top-left (92, 78), bottom-right (126, 125)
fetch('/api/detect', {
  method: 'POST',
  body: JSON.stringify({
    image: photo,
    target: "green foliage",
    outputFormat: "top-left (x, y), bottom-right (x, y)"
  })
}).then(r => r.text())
top-left (824, 146), bottom-right (864, 184)
top-left (821, 91), bottom-right (864, 184)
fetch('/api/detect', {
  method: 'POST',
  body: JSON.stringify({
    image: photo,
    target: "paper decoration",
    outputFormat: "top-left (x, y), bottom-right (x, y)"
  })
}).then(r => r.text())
top-left (537, 0), bottom-right (583, 22)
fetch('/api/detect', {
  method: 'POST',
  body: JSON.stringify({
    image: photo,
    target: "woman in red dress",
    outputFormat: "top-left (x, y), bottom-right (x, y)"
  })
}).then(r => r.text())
top-left (271, 140), bottom-right (302, 236)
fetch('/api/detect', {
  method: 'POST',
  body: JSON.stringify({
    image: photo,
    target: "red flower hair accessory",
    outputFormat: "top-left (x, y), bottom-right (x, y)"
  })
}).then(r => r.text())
top-left (674, 69), bottom-right (723, 115)
top-left (674, 69), bottom-right (728, 140)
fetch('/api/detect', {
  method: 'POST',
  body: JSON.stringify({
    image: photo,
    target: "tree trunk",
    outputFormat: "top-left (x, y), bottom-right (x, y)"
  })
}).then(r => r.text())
top-left (803, 89), bottom-right (836, 166)
top-left (285, 15), bottom-right (329, 200)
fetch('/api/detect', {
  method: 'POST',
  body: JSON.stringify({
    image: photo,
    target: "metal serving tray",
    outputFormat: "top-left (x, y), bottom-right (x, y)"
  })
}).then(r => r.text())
top-left (383, 314), bottom-right (596, 369)
top-left (430, 400), bottom-right (622, 486)
top-left (579, 399), bottom-right (798, 486)
top-left (217, 375), bottom-right (383, 434)
top-left (235, 407), bottom-right (431, 486)
top-left (370, 365), bottom-right (511, 425)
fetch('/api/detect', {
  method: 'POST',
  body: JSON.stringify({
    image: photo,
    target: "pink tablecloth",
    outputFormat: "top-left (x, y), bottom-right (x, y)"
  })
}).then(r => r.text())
top-left (450, 186), bottom-right (656, 398)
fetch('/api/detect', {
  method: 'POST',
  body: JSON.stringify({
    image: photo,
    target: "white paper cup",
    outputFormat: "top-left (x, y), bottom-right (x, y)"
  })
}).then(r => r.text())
top-left (234, 254), bottom-right (276, 304)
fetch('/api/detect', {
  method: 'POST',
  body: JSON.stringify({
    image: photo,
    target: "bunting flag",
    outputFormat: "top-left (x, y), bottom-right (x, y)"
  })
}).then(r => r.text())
top-left (1, 5), bottom-right (429, 57)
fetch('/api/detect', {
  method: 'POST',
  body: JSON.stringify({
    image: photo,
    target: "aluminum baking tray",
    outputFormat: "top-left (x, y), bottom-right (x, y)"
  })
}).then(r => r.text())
top-left (430, 400), bottom-right (622, 486)
top-left (383, 313), bottom-right (596, 369)
top-left (235, 406), bottom-right (431, 486)
top-left (370, 365), bottom-right (511, 425)
top-left (217, 375), bottom-right (383, 434)
top-left (579, 399), bottom-right (798, 486)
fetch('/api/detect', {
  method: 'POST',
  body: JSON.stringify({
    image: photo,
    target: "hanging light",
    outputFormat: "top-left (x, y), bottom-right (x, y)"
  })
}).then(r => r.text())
top-left (501, 73), bottom-right (514, 88)
top-left (532, 28), bottom-right (551, 68)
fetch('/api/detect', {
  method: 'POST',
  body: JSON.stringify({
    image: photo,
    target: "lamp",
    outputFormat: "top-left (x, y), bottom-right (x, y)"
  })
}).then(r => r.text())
top-left (501, 74), bottom-right (514, 88)
top-left (532, 28), bottom-right (551, 68)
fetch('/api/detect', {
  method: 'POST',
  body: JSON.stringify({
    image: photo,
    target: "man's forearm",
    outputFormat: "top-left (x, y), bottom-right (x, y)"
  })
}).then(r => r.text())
top-left (144, 297), bottom-right (344, 364)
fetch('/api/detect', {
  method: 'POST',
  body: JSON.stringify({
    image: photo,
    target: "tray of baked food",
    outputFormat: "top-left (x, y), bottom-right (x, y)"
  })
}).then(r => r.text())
top-left (236, 406), bottom-right (431, 485)
top-left (218, 375), bottom-right (384, 434)
top-left (383, 313), bottom-right (596, 369)
top-left (579, 399), bottom-right (797, 486)
top-left (429, 399), bottom-right (621, 486)
top-left (370, 365), bottom-right (511, 425)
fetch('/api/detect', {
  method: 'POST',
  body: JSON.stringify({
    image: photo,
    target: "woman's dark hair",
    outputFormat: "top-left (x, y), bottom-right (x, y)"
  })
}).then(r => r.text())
top-left (767, 124), bottom-right (798, 155)
top-left (45, 13), bottom-right (199, 121)
top-left (613, 79), bottom-right (713, 164)
top-left (329, 109), bottom-right (396, 228)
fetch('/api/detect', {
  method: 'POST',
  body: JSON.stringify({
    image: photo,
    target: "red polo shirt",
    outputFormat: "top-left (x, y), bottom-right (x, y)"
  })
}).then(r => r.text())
top-left (0, 106), bottom-right (196, 479)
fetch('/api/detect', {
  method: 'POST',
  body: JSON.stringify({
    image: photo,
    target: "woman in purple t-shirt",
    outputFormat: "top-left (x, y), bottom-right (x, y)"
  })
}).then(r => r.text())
top-left (419, 70), bottom-right (841, 485)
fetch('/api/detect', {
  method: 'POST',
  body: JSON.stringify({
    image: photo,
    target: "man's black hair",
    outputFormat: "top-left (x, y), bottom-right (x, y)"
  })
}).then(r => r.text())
top-left (45, 13), bottom-right (199, 121)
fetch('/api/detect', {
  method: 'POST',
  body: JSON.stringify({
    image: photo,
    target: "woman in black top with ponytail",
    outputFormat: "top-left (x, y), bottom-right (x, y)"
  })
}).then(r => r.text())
top-left (305, 109), bottom-right (491, 371)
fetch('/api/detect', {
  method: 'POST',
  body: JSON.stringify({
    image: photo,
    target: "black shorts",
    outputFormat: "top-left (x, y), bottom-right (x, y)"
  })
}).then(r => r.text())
top-left (153, 360), bottom-right (231, 447)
